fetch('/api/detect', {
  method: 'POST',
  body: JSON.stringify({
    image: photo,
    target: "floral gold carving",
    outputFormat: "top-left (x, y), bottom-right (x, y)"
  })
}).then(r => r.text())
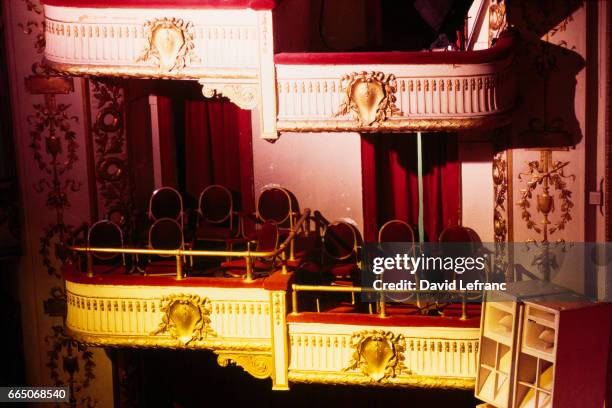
top-left (216, 353), bottom-right (273, 380)
top-left (199, 81), bottom-right (259, 110)
top-left (151, 294), bottom-right (216, 345)
top-left (488, 0), bottom-right (507, 45)
top-left (517, 150), bottom-right (575, 242)
top-left (137, 18), bottom-right (199, 72)
top-left (493, 151), bottom-right (509, 279)
top-left (517, 150), bottom-right (575, 281)
top-left (89, 79), bottom-right (134, 227)
top-left (336, 72), bottom-right (402, 126)
top-left (345, 330), bottom-right (407, 382)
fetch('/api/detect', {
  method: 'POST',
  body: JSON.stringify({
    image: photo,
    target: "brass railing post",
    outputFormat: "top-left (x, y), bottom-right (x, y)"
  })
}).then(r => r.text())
top-left (460, 294), bottom-right (467, 320)
top-left (175, 254), bottom-right (183, 280)
top-left (245, 254), bottom-right (254, 283)
top-left (291, 285), bottom-right (298, 315)
top-left (289, 237), bottom-right (295, 262)
top-left (86, 252), bottom-right (94, 278)
top-left (281, 251), bottom-right (288, 274)
top-left (379, 292), bottom-right (387, 318)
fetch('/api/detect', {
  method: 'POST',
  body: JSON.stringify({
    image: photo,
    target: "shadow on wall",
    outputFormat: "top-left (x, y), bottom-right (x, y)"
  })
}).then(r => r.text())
top-left (505, 0), bottom-right (585, 149)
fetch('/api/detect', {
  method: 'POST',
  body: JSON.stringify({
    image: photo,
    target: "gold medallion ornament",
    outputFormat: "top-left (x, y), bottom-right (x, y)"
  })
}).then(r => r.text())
top-left (344, 330), bottom-right (407, 382)
top-left (151, 294), bottom-right (216, 345)
top-left (336, 72), bottom-right (402, 126)
top-left (137, 18), bottom-right (200, 72)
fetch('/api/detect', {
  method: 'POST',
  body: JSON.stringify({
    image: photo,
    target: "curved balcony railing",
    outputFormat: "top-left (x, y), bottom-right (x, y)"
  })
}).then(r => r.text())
top-left (275, 31), bottom-right (517, 133)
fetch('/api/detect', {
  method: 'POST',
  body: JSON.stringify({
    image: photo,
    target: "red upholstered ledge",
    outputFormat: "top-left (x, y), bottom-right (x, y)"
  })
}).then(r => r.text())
top-left (275, 30), bottom-right (516, 66)
top-left (42, 0), bottom-right (276, 10)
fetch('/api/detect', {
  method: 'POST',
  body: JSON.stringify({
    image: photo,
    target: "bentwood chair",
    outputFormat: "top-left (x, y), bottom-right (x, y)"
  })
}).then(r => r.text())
top-left (378, 220), bottom-right (418, 304)
top-left (148, 186), bottom-right (185, 229)
top-left (87, 220), bottom-right (125, 273)
top-left (145, 218), bottom-right (185, 276)
top-left (321, 220), bottom-right (363, 286)
top-left (194, 185), bottom-right (245, 251)
top-left (256, 186), bottom-right (299, 232)
top-left (221, 220), bottom-right (279, 278)
top-left (439, 225), bottom-right (488, 302)
top-left (378, 220), bottom-right (415, 244)
top-left (252, 186), bottom-right (309, 265)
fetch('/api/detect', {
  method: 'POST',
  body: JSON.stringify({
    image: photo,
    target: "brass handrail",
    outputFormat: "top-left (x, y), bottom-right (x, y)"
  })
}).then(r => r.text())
top-left (291, 283), bottom-right (477, 320)
top-left (71, 209), bottom-right (312, 282)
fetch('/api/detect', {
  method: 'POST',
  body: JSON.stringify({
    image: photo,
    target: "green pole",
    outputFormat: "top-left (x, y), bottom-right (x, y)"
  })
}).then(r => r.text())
top-left (417, 132), bottom-right (424, 243)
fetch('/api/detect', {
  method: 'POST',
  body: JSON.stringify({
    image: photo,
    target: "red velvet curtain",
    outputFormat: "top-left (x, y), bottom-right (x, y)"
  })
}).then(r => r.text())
top-left (182, 99), bottom-right (255, 215)
top-left (361, 133), bottom-right (460, 242)
top-left (154, 82), bottom-right (255, 217)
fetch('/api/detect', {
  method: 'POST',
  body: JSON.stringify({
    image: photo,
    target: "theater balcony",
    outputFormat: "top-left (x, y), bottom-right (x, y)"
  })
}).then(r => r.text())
top-left (41, 0), bottom-right (511, 394)
top-left (41, 0), bottom-right (517, 139)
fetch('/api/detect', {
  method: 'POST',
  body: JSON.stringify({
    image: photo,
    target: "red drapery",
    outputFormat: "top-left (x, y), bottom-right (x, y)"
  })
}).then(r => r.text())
top-left (361, 133), bottom-right (460, 242)
top-left (156, 90), bottom-right (255, 217)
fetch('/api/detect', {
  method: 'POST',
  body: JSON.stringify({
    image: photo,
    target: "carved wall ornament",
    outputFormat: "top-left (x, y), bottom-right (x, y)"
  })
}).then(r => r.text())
top-left (89, 79), bottom-right (134, 226)
top-left (137, 18), bottom-right (199, 72)
top-left (336, 72), bottom-right (402, 126)
top-left (517, 150), bottom-right (575, 281)
top-left (344, 330), bottom-right (407, 382)
top-left (45, 325), bottom-right (99, 407)
top-left (493, 151), bottom-right (510, 279)
top-left (199, 81), bottom-right (259, 110)
top-left (517, 150), bottom-right (575, 241)
top-left (488, 1), bottom-right (507, 45)
top-left (216, 353), bottom-right (273, 380)
top-left (151, 294), bottom-right (216, 345)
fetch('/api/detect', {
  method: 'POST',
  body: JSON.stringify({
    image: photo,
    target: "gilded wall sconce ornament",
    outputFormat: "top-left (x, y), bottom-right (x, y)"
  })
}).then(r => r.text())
top-left (336, 72), bottom-right (402, 126)
top-left (137, 18), bottom-right (199, 72)
top-left (344, 330), bottom-right (407, 382)
top-left (151, 294), bottom-right (216, 345)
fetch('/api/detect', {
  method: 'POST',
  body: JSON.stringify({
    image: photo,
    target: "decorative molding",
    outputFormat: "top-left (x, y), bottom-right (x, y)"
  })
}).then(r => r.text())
top-left (199, 81), bottom-right (259, 110)
top-left (288, 330), bottom-right (479, 380)
top-left (216, 352), bottom-right (274, 380)
top-left (26, 77), bottom-right (83, 278)
top-left (336, 72), bottom-right (402, 126)
top-left (516, 150), bottom-right (576, 281)
top-left (151, 294), bottom-right (217, 345)
top-left (87, 79), bottom-right (134, 226)
top-left (43, 7), bottom-right (261, 75)
top-left (277, 115), bottom-right (512, 133)
top-left (65, 282), bottom-right (273, 344)
top-left (517, 150), bottom-right (575, 242)
top-left (67, 329), bottom-right (271, 351)
top-left (493, 151), bottom-right (509, 279)
top-left (288, 371), bottom-right (475, 390)
top-left (344, 330), bottom-right (407, 382)
top-left (136, 18), bottom-right (199, 72)
top-left (43, 60), bottom-right (259, 80)
top-left (45, 325), bottom-right (99, 407)
top-left (488, 0), bottom-right (507, 46)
